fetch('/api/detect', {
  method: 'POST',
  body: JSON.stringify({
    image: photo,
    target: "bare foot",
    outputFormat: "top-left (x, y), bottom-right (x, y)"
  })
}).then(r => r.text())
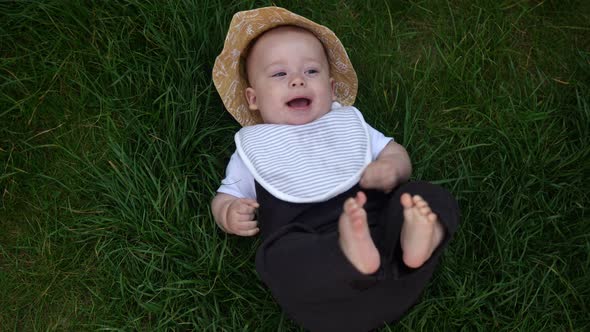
top-left (338, 191), bottom-right (381, 274)
top-left (400, 193), bottom-right (445, 268)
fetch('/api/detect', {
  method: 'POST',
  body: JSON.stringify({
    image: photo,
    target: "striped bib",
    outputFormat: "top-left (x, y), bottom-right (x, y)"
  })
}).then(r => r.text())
top-left (235, 103), bottom-right (371, 203)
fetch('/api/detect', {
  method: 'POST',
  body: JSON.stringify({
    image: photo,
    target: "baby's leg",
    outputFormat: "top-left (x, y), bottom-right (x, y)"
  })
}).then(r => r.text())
top-left (400, 194), bottom-right (445, 268)
top-left (338, 191), bottom-right (381, 274)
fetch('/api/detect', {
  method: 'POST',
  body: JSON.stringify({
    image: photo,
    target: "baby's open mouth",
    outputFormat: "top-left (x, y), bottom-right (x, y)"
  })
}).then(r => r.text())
top-left (287, 98), bottom-right (311, 108)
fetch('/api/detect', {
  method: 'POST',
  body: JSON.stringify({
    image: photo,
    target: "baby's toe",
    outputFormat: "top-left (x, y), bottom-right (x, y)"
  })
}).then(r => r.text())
top-left (344, 197), bottom-right (355, 207)
top-left (344, 198), bottom-right (358, 213)
top-left (355, 191), bottom-right (367, 207)
top-left (419, 205), bottom-right (432, 216)
top-left (412, 195), bottom-right (424, 205)
top-left (427, 212), bottom-right (437, 223)
top-left (401, 193), bottom-right (414, 208)
top-left (353, 207), bottom-right (366, 220)
top-left (415, 199), bottom-right (428, 208)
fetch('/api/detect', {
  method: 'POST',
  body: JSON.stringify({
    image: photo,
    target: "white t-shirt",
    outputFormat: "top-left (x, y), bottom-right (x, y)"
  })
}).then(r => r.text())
top-left (217, 121), bottom-right (393, 199)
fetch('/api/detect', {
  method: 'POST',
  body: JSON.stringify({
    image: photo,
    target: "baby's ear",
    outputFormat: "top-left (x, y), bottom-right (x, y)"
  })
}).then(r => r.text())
top-left (330, 78), bottom-right (335, 101)
top-left (245, 87), bottom-right (258, 111)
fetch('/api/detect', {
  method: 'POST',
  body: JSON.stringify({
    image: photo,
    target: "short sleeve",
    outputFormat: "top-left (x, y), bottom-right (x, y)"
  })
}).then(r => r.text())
top-left (217, 152), bottom-right (257, 199)
top-left (366, 123), bottom-right (394, 160)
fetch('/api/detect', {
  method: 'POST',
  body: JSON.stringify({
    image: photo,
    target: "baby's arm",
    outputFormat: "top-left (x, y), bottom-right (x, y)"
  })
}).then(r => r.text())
top-left (211, 193), bottom-right (260, 236)
top-left (360, 141), bottom-right (412, 193)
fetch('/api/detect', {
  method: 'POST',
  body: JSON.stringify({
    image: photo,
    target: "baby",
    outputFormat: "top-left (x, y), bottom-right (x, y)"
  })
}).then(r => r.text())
top-left (211, 7), bottom-right (459, 332)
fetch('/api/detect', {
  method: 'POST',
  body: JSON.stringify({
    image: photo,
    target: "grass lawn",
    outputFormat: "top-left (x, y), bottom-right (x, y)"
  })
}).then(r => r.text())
top-left (1, 0), bottom-right (589, 330)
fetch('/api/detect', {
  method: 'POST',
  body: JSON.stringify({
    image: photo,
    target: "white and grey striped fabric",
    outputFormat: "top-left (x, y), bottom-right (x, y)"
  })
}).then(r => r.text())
top-left (235, 104), bottom-right (371, 203)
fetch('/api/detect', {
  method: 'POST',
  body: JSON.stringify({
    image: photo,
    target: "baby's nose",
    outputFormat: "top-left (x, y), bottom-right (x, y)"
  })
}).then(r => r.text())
top-left (290, 77), bottom-right (305, 87)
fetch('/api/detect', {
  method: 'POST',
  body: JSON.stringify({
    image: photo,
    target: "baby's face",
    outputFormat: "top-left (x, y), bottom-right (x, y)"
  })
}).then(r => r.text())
top-left (245, 26), bottom-right (334, 125)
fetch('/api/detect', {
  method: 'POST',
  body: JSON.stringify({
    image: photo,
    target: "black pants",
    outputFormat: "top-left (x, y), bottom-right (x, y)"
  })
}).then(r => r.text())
top-left (255, 181), bottom-right (460, 332)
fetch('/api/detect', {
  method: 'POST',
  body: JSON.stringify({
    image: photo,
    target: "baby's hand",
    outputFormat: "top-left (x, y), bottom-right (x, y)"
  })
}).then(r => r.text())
top-left (224, 198), bottom-right (260, 236)
top-left (360, 158), bottom-right (399, 193)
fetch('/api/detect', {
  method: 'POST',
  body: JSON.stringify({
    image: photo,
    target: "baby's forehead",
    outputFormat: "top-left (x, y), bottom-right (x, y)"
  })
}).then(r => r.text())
top-left (259, 25), bottom-right (317, 40)
top-left (251, 26), bottom-right (323, 52)
top-left (245, 25), bottom-right (329, 67)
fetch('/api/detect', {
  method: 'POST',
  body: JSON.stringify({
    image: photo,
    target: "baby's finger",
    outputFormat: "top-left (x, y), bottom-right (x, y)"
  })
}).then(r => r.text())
top-left (232, 213), bottom-right (255, 223)
top-left (240, 198), bottom-right (260, 208)
top-left (235, 202), bottom-right (256, 215)
top-left (236, 227), bottom-right (259, 237)
top-left (235, 220), bottom-right (258, 231)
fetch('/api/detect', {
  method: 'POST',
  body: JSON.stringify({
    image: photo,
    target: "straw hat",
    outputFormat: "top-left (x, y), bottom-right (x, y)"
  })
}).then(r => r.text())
top-left (212, 6), bottom-right (358, 126)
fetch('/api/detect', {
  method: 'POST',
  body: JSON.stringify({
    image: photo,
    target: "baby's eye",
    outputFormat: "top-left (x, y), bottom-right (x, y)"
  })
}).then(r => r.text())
top-left (272, 72), bottom-right (286, 77)
top-left (306, 69), bottom-right (319, 75)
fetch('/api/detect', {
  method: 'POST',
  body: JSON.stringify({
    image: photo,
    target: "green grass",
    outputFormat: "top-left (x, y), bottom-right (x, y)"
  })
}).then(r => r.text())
top-left (1, 0), bottom-right (588, 330)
